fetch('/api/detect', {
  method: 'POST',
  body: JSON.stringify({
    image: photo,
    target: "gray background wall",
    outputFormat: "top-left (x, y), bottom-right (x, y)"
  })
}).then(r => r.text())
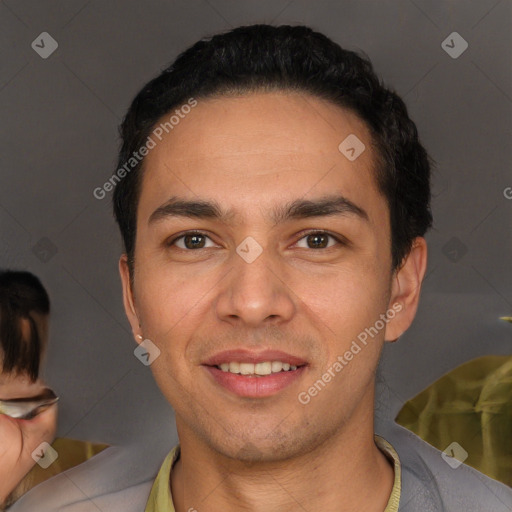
top-left (0, 0), bottom-right (510, 452)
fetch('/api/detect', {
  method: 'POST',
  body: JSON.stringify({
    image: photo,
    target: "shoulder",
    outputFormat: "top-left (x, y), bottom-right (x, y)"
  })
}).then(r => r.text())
top-left (8, 442), bottom-right (167, 512)
top-left (379, 423), bottom-right (512, 512)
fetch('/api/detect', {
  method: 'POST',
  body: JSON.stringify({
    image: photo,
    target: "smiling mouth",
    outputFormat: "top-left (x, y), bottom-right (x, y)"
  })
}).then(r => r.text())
top-left (209, 361), bottom-right (308, 377)
top-left (203, 362), bottom-right (308, 397)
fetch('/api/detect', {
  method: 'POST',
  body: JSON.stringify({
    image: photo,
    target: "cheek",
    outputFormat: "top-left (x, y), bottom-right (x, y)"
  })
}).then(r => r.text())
top-left (134, 267), bottom-right (211, 388)
top-left (300, 259), bottom-right (386, 322)
top-left (136, 265), bottom-right (195, 335)
top-left (299, 270), bottom-right (386, 383)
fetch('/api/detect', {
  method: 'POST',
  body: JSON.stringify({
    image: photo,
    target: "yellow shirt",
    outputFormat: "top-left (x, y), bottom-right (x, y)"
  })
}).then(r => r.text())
top-left (145, 435), bottom-right (401, 511)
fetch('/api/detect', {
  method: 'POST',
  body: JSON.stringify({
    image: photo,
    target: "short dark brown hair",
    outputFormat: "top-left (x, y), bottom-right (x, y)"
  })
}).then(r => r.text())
top-left (0, 270), bottom-right (50, 381)
top-left (112, 24), bottom-right (433, 279)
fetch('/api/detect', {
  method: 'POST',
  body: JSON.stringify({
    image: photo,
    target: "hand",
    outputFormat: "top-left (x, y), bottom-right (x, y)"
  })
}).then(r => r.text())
top-left (0, 379), bottom-right (58, 505)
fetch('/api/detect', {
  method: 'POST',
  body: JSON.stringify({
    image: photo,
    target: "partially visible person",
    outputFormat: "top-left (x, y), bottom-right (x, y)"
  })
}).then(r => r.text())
top-left (0, 270), bottom-right (56, 509)
top-left (0, 270), bottom-right (108, 510)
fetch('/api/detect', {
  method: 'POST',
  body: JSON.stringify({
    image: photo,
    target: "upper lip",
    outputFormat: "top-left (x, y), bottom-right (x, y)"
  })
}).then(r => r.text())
top-left (203, 349), bottom-right (308, 367)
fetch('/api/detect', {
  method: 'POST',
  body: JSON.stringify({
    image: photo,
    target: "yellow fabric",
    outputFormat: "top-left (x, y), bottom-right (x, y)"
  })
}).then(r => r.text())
top-left (376, 435), bottom-right (402, 511)
top-left (4, 437), bottom-right (109, 508)
top-left (144, 444), bottom-right (179, 512)
top-left (145, 435), bottom-right (402, 511)
top-left (396, 355), bottom-right (512, 487)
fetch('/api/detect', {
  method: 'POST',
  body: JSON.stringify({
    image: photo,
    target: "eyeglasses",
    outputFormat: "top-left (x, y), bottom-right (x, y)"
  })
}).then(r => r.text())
top-left (0, 387), bottom-right (59, 420)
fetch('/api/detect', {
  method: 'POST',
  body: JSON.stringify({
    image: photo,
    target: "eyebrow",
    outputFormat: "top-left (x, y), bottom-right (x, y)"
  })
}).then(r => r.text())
top-left (148, 194), bottom-right (370, 226)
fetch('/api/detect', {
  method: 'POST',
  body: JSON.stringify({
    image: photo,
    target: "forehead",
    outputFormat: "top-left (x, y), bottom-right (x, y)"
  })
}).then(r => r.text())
top-left (0, 371), bottom-right (30, 386)
top-left (137, 91), bottom-right (386, 226)
top-left (0, 370), bottom-right (45, 400)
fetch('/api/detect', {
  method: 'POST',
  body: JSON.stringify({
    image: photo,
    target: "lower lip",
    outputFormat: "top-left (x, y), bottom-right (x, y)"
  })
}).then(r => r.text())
top-left (203, 365), bottom-right (307, 398)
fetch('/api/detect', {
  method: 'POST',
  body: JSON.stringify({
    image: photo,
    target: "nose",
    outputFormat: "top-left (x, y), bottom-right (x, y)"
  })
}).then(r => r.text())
top-left (214, 241), bottom-right (296, 328)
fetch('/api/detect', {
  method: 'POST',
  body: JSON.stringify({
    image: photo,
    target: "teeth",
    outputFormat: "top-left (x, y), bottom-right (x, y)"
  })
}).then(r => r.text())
top-left (255, 362), bottom-right (272, 375)
top-left (217, 361), bottom-right (300, 375)
top-left (240, 363), bottom-right (254, 375)
top-left (271, 361), bottom-right (282, 372)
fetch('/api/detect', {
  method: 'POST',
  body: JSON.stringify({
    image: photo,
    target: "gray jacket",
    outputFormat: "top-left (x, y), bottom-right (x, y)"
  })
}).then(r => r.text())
top-left (8, 423), bottom-right (512, 511)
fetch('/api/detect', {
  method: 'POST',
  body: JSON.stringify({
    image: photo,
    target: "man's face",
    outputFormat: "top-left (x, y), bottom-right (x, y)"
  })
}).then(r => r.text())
top-left (121, 91), bottom-right (403, 460)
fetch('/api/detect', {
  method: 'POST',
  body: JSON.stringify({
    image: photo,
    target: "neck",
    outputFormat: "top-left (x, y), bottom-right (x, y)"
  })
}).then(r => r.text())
top-left (170, 397), bottom-right (394, 512)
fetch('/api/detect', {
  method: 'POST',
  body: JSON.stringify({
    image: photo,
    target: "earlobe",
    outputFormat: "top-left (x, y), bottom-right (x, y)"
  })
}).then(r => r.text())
top-left (384, 237), bottom-right (428, 343)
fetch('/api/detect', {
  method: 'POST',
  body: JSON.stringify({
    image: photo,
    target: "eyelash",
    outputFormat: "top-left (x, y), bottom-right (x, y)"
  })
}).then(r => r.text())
top-left (166, 230), bottom-right (346, 251)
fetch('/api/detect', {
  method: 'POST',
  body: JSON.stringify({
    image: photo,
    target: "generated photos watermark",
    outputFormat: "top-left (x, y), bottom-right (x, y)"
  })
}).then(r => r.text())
top-left (93, 97), bottom-right (198, 200)
top-left (298, 302), bottom-right (403, 405)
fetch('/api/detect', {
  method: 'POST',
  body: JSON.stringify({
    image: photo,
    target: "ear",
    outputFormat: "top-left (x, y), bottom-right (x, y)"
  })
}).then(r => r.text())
top-left (119, 254), bottom-right (143, 345)
top-left (384, 237), bottom-right (428, 342)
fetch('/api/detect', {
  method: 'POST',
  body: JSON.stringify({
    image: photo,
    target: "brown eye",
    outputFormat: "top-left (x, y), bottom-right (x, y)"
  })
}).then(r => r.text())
top-left (183, 234), bottom-right (205, 249)
top-left (307, 233), bottom-right (329, 248)
top-left (296, 231), bottom-right (341, 249)
top-left (168, 232), bottom-right (215, 250)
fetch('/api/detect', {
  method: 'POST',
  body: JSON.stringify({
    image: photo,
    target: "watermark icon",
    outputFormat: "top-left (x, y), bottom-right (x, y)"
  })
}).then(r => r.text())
top-left (442, 236), bottom-right (467, 263)
top-left (441, 32), bottom-right (468, 59)
top-left (32, 237), bottom-right (58, 263)
top-left (338, 134), bottom-right (365, 161)
top-left (441, 441), bottom-right (468, 469)
top-left (236, 236), bottom-right (263, 263)
top-left (503, 187), bottom-right (512, 200)
top-left (31, 442), bottom-right (59, 469)
top-left (93, 98), bottom-right (198, 200)
top-left (31, 32), bottom-right (58, 59)
top-left (298, 302), bottom-right (403, 404)
top-left (134, 338), bottom-right (161, 366)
